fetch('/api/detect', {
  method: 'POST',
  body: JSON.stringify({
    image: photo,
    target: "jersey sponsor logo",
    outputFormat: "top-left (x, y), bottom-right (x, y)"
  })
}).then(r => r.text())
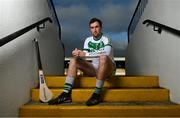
top-left (88, 41), bottom-right (105, 52)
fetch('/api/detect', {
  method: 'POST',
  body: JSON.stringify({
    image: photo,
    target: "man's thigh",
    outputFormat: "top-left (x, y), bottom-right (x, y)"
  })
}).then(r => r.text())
top-left (99, 56), bottom-right (116, 77)
top-left (76, 57), bottom-right (96, 77)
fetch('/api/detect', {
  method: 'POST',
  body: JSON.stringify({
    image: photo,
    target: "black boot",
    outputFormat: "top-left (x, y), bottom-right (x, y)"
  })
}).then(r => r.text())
top-left (48, 91), bottom-right (72, 105)
top-left (86, 93), bottom-right (101, 106)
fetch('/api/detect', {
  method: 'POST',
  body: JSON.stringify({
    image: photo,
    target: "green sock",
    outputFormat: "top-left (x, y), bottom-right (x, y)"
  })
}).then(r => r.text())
top-left (63, 83), bottom-right (72, 93)
top-left (94, 79), bottom-right (104, 94)
top-left (94, 87), bottom-right (102, 94)
top-left (63, 76), bottom-right (74, 93)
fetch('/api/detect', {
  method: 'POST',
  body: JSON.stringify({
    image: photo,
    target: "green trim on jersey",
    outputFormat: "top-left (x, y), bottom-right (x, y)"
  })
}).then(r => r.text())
top-left (107, 37), bottom-right (112, 45)
top-left (105, 44), bottom-right (112, 47)
top-left (93, 33), bottom-right (103, 41)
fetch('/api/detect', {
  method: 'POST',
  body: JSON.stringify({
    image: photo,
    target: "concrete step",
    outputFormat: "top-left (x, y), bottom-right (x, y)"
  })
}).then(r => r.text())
top-left (45, 76), bottom-right (159, 88)
top-left (19, 101), bottom-right (180, 117)
top-left (31, 88), bottom-right (169, 102)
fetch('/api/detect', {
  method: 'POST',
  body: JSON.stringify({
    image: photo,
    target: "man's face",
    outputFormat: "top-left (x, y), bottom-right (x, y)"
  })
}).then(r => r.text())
top-left (90, 21), bottom-right (102, 38)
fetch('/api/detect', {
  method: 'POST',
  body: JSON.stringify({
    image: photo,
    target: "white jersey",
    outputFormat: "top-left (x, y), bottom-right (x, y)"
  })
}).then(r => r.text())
top-left (83, 34), bottom-right (114, 69)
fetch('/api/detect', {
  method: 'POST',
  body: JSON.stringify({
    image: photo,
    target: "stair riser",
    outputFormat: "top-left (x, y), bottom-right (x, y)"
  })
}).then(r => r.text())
top-left (46, 76), bottom-right (159, 88)
top-left (19, 106), bottom-right (180, 117)
top-left (31, 89), bottom-right (169, 102)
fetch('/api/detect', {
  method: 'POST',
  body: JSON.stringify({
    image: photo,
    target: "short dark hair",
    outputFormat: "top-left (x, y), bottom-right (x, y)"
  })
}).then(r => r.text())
top-left (89, 18), bottom-right (102, 27)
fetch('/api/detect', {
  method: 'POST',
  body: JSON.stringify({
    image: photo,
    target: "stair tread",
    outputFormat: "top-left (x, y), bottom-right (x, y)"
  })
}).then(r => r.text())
top-left (20, 101), bottom-right (180, 117)
top-left (45, 76), bottom-right (159, 88)
top-left (31, 88), bottom-right (169, 102)
top-left (25, 101), bottom-right (177, 106)
top-left (33, 88), bottom-right (168, 90)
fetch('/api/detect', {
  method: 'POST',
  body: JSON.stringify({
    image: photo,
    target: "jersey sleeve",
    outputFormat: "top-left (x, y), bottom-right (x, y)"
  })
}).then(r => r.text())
top-left (103, 37), bottom-right (112, 55)
top-left (104, 37), bottom-right (112, 47)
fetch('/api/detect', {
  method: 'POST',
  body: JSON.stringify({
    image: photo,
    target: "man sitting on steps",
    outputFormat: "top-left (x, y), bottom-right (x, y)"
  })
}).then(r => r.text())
top-left (48, 18), bottom-right (115, 106)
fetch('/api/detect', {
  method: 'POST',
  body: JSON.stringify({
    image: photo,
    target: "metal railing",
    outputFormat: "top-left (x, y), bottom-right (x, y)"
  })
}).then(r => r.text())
top-left (143, 19), bottom-right (180, 36)
top-left (48, 0), bottom-right (62, 40)
top-left (128, 0), bottom-right (148, 42)
top-left (48, 0), bottom-right (65, 50)
top-left (0, 17), bottom-right (52, 47)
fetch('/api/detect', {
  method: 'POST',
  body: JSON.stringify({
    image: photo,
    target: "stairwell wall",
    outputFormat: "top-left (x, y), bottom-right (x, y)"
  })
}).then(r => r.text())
top-left (127, 0), bottom-right (180, 104)
top-left (0, 0), bottom-right (64, 116)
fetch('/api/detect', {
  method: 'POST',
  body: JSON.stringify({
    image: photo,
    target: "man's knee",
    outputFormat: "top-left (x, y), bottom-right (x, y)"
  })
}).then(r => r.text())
top-left (99, 55), bottom-right (109, 64)
top-left (69, 57), bottom-right (84, 67)
top-left (69, 57), bottom-right (78, 66)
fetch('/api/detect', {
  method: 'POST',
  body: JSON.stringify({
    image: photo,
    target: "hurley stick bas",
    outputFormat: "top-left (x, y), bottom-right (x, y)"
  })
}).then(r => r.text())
top-left (34, 38), bottom-right (53, 102)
